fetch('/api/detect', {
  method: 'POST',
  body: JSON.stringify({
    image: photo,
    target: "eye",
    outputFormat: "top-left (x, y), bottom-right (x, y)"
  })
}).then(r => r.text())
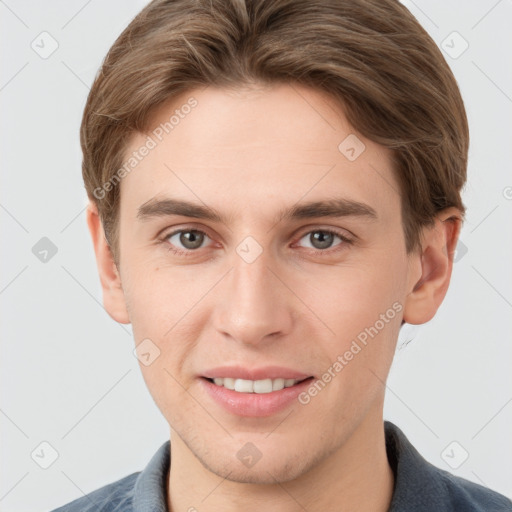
top-left (164, 229), bottom-right (212, 254)
top-left (296, 229), bottom-right (352, 252)
top-left (160, 226), bottom-right (353, 258)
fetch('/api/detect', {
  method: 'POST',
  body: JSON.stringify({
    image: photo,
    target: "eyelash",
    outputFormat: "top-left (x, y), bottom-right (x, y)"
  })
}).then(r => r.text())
top-left (159, 226), bottom-right (353, 258)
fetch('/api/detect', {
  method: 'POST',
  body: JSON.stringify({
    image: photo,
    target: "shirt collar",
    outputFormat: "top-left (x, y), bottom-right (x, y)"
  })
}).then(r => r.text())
top-left (133, 439), bottom-right (170, 512)
top-left (131, 421), bottom-right (441, 512)
top-left (385, 420), bottom-right (447, 511)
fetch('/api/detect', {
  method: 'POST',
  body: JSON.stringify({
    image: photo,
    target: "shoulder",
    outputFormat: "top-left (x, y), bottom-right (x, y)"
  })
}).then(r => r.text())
top-left (385, 421), bottom-right (512, 511)
top-left (432, 464), bottom-right (512, 511)
top-left (50, 440), bottom-right (170, 512)
top-left (49, 472), bottom-right (139, 512)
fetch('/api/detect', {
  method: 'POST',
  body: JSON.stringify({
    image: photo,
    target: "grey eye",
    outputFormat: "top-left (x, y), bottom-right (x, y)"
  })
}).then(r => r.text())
top-left (168, 230), bottom-right (207, 250)
top-left (298, 230), bottom-right (342, 250)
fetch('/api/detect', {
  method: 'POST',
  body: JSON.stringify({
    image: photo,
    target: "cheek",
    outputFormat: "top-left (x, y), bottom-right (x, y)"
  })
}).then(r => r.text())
top-left (300, 305), bottom-right (401, 427)
top-left (313, 259), bottom-right (405, 342)
top-left (122, 263), bottom-right (204, 370)
top-left (303, 247), bottom-right (406, 395)
top-left (121, 261), bottom-right (180, 331)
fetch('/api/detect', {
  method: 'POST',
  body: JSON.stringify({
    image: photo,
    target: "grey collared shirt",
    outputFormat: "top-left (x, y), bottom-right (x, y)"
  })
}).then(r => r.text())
top-left (51, 421), bottom-right (512, 511)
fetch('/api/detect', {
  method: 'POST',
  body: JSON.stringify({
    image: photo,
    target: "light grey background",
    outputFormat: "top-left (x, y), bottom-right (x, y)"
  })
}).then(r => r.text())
top-left (1, 0), bottom-right (511, 510)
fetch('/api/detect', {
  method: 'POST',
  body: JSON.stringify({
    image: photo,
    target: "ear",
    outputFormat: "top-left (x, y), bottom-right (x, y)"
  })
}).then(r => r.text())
top-left (403, 207), bottom-right (462, 325)
top-left (86, 201), bottom-right (130, 324)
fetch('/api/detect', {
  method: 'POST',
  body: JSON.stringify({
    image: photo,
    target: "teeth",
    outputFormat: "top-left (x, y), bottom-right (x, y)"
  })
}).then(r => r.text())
top-left (223, 377), bottom-right (235, 390)
top-left (272, 378), bottom-right (285, 391)
top-left (235, 379), bottom-right (254, 393)
top-left (210, 377), bottom-right (302, 393)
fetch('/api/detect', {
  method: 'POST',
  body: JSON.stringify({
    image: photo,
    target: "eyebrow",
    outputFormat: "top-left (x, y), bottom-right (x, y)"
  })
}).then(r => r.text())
top-left (137, 196), bottom-right (378, 224)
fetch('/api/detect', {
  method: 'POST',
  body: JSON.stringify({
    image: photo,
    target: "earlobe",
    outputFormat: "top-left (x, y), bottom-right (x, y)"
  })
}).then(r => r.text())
top-left (86, 202), bottom-right (130, 324)
top-left (402, 208), bottom-right (462, 325)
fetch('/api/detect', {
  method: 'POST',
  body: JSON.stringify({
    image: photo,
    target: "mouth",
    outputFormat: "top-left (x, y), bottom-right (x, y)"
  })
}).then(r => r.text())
top-left (199, 373), bottom-right (315, 417)
top-left (199, 366), bottom-right (316, 416)
top-left (202, 376), bottom-right (313, 394)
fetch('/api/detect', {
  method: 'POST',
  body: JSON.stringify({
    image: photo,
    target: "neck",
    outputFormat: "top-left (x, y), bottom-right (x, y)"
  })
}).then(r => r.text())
top-left (167, 409), bottom-right (394, 512)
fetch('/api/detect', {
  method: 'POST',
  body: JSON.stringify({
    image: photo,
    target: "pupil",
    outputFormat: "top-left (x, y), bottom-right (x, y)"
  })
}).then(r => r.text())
top-left (312, 231), bottom-right (333, 249)
top-left (181, 231), bottom-right (203, 249)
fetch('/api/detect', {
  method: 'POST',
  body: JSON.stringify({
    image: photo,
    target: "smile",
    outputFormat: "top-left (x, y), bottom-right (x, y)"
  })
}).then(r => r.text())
top-left (206, 377), bottom-right (308, 393)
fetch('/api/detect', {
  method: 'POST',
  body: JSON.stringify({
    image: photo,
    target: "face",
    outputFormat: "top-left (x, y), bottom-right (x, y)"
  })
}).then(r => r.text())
top-left (106, 83), bottom-right (425, 483)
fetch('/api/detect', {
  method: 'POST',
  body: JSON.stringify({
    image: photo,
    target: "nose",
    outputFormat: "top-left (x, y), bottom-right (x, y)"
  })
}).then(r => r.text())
top-left (212, 247), bottom-right (294, 347)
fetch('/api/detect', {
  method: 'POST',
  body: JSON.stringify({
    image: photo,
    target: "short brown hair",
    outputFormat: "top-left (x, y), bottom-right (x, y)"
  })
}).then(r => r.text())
top-left (81, 0), bottom-right (469, 262)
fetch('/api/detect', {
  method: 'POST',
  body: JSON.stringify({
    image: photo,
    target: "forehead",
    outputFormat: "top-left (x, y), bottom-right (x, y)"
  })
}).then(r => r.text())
top-left (119, 83), bottom-right (400, 226)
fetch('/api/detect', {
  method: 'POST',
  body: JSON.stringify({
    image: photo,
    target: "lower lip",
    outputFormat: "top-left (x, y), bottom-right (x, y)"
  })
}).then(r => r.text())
top-left (200, 377), bottom-right (314, 417)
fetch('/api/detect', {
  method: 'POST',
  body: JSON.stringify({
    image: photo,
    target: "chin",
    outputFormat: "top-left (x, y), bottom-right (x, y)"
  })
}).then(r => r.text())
top-left (213, 463), bottom-right (306, 485)
top-left (197, 447), bottom-right (318, 485)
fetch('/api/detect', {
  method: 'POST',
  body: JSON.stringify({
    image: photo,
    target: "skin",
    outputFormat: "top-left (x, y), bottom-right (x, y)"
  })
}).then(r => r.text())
top-left (87, 83), bottom-right (461, 512)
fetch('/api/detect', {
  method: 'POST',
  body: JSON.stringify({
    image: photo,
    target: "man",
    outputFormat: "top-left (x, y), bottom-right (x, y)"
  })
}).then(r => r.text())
top-left (53, 0), bottom-right (512, 510)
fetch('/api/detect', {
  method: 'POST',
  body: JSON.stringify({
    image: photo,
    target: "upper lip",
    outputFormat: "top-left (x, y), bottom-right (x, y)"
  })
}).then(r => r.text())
top-left (202, 365), bottom-right (312, 381)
